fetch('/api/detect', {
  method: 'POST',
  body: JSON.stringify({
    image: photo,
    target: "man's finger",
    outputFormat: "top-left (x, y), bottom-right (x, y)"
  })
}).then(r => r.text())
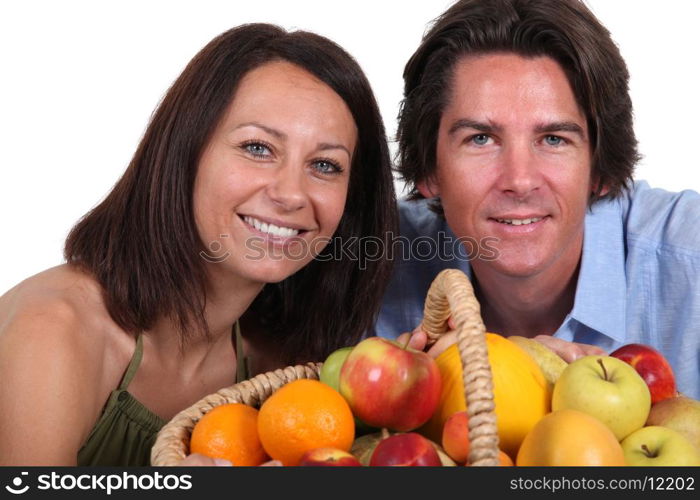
top-left (533, 335), bottom-right (606, 363)
top-left (396, 332), bottom-right (411, 347)
top-left (426, 331), bottom-right (457, 359)
top-left (408, 329), bottom-right (428, 351)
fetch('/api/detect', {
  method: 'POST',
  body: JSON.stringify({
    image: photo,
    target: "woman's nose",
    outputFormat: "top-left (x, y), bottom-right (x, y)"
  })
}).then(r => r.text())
top-left (266, 162), bottom-right (308, 211)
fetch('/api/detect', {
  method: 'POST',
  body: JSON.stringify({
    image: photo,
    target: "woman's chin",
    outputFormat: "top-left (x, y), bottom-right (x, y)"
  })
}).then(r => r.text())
top-left (240, 260), bottom-right (311, 285)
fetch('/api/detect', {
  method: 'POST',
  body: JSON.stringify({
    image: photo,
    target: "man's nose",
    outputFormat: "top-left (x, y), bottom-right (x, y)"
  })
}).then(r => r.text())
top-left (266, 161), bottom-right (308, 211)
top-left (496, 143), bottom-right (544, 198)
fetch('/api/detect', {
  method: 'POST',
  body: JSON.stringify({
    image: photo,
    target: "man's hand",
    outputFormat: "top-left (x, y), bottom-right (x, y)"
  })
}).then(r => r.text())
top-left (531, 335), bottom-right (606, 363)
top-left (395, 316), bottom-right (458, 359)
top-left (395, 320), bottom-right (606, 364)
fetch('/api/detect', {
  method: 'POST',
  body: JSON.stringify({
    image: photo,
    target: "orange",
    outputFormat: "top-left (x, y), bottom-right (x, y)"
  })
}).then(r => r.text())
top-left (498, 450), bottom-right (515, 466)
top-left (442, 410), bottom-right (470, 464)
top-left (516, 409), bottom-right (626, 466)
top-left (190, 403), bottom-right (268, 466)
top-left (258, 379), bottom-right (355, 466)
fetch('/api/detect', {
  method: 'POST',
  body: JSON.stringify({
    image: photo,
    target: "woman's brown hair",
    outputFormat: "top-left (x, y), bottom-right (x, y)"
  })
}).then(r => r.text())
top-left (65, 24), bottom-right (397, 363)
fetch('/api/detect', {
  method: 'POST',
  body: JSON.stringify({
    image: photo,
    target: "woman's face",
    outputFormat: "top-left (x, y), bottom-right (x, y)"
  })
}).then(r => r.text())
top-left (193, 61), bottom-right (357, 286)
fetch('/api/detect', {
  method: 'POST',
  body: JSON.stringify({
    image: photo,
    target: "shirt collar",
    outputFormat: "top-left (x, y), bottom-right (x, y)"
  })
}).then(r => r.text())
top-left (569, 198), bottom-right (627, 343)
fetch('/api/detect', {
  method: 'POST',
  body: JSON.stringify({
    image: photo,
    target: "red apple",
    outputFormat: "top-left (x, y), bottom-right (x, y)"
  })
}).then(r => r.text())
top-left (369, 433), bottom-right (441, 466)
top-left (338, 336), bottom-right (441, 432)
top-left (610, 343), bottom-right (676, 404)
top-left (298, 447), bottom-right (362, 467)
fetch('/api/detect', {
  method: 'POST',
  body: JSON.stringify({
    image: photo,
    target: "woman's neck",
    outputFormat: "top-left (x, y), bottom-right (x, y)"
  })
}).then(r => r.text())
top-left (144, 269), bottom-right (263, 373)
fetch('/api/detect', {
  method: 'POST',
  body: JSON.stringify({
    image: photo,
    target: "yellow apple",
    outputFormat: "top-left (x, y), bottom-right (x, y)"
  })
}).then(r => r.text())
top-left (621, 426), bottom-right (700, 466)
top-left (552, 356), bottom-right (651, 440)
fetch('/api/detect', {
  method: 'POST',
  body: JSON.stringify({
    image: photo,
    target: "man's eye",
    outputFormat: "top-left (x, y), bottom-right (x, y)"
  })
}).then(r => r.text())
top-left (544, 135), bottom-right (564, 146)
top-left (471, 134), bottom-right (491, 146)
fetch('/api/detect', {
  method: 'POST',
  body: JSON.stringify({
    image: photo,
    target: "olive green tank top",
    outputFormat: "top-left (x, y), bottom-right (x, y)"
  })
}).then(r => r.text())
top-left (77, 323), bottom-right (248, 466)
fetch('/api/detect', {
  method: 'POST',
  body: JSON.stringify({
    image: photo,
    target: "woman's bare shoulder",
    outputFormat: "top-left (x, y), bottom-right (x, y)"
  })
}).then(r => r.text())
top-left (0, 264), bottom-right (135, 463)
top-left (2, 264), bottom-right (102, 311)
top-left (0, 263), bottom-right (136, 375)
top-left (5, 264), bottom-right (112, 324)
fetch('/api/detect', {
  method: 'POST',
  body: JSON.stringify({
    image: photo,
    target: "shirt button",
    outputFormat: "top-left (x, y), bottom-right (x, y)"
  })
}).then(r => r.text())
top-left (118, 392), bottom-right (128, 402)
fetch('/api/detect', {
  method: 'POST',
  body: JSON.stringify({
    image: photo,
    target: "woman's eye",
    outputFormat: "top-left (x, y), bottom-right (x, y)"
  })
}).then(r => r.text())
top-left (544, 135), bottom-right (564, 146)
top-left (470, 134), bottom-right (491, 146)
top-left (243, 142), bottom-right (272, 158)
top-left (313, 159), bottom-right (343, 175)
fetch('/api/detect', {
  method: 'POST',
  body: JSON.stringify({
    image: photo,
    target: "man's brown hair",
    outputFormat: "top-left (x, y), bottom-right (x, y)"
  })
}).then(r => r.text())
top-left (397, 0), bottom-right (640, 214)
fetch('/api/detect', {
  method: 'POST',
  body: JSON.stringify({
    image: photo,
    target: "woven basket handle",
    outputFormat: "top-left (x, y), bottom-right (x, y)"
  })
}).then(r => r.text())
top-left (420, 269), bottom-right (500, 466)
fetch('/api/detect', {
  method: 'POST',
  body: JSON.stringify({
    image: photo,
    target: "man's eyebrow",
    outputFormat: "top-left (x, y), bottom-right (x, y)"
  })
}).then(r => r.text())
top-left (448, 119), bottom-right (498, 136)
top-left (447, 119), bottom-right (587, 141)
top-left (535, 121), bottom-right (587, 139)
top-left (234, 122), bottom-right (287, 140)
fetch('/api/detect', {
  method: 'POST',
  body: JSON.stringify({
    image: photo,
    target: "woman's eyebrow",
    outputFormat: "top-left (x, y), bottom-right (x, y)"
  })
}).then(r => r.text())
top-left (235, 122), bottom-right (351, 158)
top-left (318, 142), bottom-right (351, 157)
top-left (235, 121), bottom-right (286, 140)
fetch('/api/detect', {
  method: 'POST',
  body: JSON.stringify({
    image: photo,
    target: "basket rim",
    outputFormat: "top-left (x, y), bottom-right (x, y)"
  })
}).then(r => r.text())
top-left (151, 268), bottom-right (500, 466)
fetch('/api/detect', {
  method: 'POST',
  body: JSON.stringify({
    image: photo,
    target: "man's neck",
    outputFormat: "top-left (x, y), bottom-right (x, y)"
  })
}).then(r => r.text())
top-left (472, 258), bottom-right (581, 339)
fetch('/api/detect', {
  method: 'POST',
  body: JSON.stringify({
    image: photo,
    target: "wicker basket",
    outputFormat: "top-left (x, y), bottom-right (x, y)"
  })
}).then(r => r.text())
top-left (151, 268), bottom-right (500, 466)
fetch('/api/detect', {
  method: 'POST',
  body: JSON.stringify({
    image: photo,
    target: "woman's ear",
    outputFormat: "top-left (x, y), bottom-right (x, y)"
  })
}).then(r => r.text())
top-left (416, 177), bottom-right (440, 198)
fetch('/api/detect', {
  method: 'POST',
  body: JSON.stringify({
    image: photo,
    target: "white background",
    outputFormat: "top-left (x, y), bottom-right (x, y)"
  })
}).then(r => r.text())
top-left (1, 0), bottom-right (699, 295)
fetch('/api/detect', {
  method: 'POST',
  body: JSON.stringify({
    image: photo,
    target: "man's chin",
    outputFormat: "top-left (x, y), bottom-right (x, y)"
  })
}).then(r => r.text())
top-left (473, 255), bottom-right (548, 280)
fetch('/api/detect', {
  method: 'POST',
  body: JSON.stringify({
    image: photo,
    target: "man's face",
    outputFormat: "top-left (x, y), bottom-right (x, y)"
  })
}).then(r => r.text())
top-left (423, 53), bottom-right (592, 280)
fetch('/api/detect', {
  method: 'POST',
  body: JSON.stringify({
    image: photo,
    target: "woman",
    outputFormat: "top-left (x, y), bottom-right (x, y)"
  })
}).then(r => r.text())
top-left (0, 24), bottom-right (396, 466)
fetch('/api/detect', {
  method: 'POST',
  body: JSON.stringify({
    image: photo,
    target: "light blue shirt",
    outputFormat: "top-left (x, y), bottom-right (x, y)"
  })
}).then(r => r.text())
top-left (374, 181), bottom-right (700, 399)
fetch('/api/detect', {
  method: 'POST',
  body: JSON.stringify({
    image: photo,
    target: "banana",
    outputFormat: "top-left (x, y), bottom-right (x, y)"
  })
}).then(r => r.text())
top-left (508, 335), bottom-right (567, 388)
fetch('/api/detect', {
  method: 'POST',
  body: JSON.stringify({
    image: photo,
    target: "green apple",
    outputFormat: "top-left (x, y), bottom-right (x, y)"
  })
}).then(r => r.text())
top-left (320, 346), bottom-right (377, 436)
top-left (552, 356), bottom-right (651, 440)
top-left (319, 347), bottom-right (354, 392)
top-left (646, 396), bottom-right (700, 452)
top-left (621, 426), bottom-right (700, 466)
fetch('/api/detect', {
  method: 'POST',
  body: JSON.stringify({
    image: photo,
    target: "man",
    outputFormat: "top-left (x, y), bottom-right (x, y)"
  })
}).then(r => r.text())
top-left (376, 0), bottom-right (699, 399)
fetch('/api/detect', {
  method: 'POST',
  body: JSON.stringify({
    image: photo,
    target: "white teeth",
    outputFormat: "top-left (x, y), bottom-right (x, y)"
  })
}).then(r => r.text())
top-left (496, 217), bottom-right (543, 226)
top-left (243, 216), bottom-right (300, 237)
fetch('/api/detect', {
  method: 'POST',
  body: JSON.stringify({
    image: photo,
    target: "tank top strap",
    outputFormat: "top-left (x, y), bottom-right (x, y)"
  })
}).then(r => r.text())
top-left (118, 334), bottom-right (144, 391)
top-left (234, 321), bottom-right (250, 383)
